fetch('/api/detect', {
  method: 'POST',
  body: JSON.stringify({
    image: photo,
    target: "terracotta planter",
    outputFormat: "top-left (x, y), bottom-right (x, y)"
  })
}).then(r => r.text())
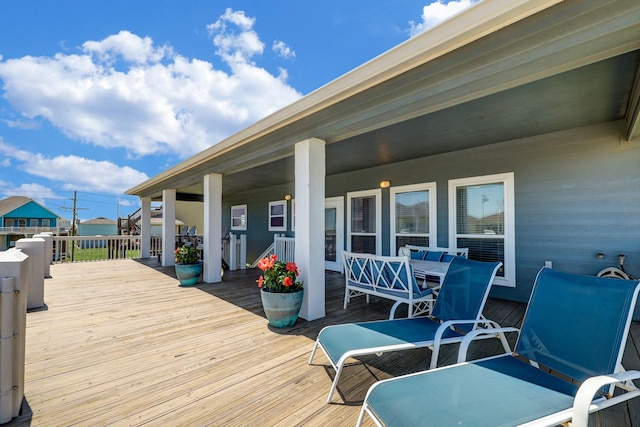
top-left (175, 262), bottom-right (203, 286)
top-left (260, 289), bottom-right (304, 328)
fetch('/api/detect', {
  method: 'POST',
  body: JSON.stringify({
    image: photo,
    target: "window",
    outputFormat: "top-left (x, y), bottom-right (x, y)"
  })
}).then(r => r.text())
top-left (30, 219), bottom-right (39, 227)
top-left (42, 219), bottom-right (51, 227)
top-left (449, 172), bottom-right (515, 287)
top-left (231, 205), bottom-right (247, 231)
top-left (4, 218), bottom-right (15, 227)
top-left (17, 218), bottom-right (26, 227)
top-left (390, 183), bottom-right (437, 256)
top-left (347, 189), bottom-right (381, 254)
top-left (268, 200), bottom-right (287, 232)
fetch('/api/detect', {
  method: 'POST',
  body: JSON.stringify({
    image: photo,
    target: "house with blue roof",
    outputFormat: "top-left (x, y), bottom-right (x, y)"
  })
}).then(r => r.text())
top-left (0, 196), bottom-right (61, 250)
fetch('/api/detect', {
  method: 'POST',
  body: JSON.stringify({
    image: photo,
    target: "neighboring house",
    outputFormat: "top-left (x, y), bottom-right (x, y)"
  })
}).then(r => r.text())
top-left (127, 0), bottom-right (640, 321)
top-left (78, 217), bottom-right (117, 237)
top-left (0, 196), bottom-right (61, 250)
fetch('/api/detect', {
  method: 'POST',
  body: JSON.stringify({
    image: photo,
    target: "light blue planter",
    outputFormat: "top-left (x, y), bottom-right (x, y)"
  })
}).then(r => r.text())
top-left (175, 262), bottom-right (203, 286)
top-left (260, 289), bottom-right (304, 328)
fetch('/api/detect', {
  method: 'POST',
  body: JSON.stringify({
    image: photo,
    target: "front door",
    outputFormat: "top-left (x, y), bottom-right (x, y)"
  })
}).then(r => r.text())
top-left (325, 197), bottom-right (344, 272)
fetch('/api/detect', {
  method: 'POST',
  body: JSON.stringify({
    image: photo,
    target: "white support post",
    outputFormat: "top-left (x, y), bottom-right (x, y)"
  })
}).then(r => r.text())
top-left (162, 189), bottom-right (176, 267)
top-left (0, 249), bottom-right (28, 422)
top-left (229, 233), bottom-right (237, 271)
top-left (240, 234), bottom-right (247, 270)
top-left (203, 174), bottom-right (223, 283)
top-left (0, 278), bottom-right (14, 424)
top-left (15, 238), bottom-right (45, 310)
top-left (295, 138), bottom-right (326, 321)
top-left (140, 197), bottom-right (151, 258)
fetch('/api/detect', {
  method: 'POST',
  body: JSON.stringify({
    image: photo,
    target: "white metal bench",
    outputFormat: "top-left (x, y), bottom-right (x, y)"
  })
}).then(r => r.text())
top-left (342, 251), bottom-right (435, 319)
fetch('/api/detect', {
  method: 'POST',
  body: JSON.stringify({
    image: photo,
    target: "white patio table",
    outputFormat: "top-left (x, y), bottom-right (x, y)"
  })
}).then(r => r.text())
top-left (409, 259), bottom-right (450, 291)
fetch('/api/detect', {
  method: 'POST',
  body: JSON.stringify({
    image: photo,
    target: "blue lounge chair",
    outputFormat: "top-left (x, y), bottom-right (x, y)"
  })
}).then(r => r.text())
top-left (357, 267), bottom-right (640, 427)
top-left (309, 257), bottom-right (504, 403)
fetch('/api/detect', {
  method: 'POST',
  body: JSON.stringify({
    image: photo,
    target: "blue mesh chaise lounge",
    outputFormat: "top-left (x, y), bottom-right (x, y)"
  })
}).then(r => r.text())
top-left (309, 257), bottom-right (504, 403)
top-left (357, 267), bottom-right (640, 427)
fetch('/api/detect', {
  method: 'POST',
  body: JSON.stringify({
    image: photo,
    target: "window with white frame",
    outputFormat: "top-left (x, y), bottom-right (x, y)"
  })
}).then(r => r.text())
top-left (347, 189), bottom-right (381, 255)
top-left (4, 218), bottom-right (15, 227)
top-left (268, 200), bottom-right (287, 232)
top-left (30, 219), bottom-right (38, 227)
top-left (390, 183), bottom-right (437, 256)
top-left (231, 205), bottom-right (247, 231)
top-left (17, 218), bottom-right (26, 227)
top-left (448, 172), bottom-right (515, 287)
top-left (42, 219), bottom-right (51, 227)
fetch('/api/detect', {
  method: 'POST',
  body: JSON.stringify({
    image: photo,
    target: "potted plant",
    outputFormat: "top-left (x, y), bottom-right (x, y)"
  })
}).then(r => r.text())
top-left (174, 245), bottom-right (202, 286)
top-left (256, 254), bottom-right (304, 328)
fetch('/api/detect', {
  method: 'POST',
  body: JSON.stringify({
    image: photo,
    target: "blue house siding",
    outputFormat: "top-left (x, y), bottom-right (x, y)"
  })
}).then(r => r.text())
top-left (223, 184), bottom-right (295, 263)
top-left (222, 121), bottom-right (639, 306)
top-left (3, 200), bottom-right (58, 227)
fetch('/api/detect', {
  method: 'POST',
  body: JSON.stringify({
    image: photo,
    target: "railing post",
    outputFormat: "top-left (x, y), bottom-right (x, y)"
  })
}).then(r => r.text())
top-left (240, 234), bottom-right (247, 270)
top-left (0, 249), bottom-right (28, 423)
top-left (15, 238), bottom-right (45, 311)
top-left (229, 233), bottom-right (237, 271)
top-left (0, 278), bottom-right (15, 424)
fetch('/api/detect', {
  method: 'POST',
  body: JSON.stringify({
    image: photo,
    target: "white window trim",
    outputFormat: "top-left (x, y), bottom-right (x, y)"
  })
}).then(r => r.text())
top-left (42, 218), bottom-right (51, 227)
top-left (268, 200), bottom-right (287, 232)
top-left (390, 182), bottom-right (437, 256)
top-left (448, 172), bottom-right (515, 287)
top-left (291, 199), bottom-right (295, 232)
top-left (346, 189), bottom-right (382, 255)
top-left (230, 204), bottom-right (247, 231)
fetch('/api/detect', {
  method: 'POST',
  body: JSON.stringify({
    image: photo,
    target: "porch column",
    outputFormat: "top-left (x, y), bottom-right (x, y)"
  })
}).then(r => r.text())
top-left (161, 189), bottom-right (176, 267)
top-left (203, 173), bottom-right (223, 283)
top-left (295, 138), bottom-right (326, 320)
top-left (140, 197), bottom-right (151, 258)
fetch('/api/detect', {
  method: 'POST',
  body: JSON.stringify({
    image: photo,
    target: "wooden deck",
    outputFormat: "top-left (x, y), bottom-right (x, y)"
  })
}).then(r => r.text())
top-left (7, 259), bottom-right (640, 426)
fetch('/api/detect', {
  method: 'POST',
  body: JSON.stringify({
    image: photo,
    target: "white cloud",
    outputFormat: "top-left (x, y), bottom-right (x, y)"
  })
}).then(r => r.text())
top-left (0, 140), bottom-right (149, 194)
top-left (0, 10), bottom-right (301, 159)
top-left (207, 9), bottom-right (264, 68)
top-left (273, 41), bottom-right (296, 59)
top-left (2, 183), bottom-right (61, 207)
top-left (410, 1), bottom-right (478, 37)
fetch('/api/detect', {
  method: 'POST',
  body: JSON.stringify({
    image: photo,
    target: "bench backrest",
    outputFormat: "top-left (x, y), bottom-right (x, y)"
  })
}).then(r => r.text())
top-left (342, 252), bottom-right (422, 297)
top-left (400, 245), bottom-right (468, 262)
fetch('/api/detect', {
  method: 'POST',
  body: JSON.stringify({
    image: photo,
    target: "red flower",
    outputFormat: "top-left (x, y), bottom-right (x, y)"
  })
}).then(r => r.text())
top-left (286, 262), bottom-right (297, 273)
top-left (257, 276), bottom-right (264, 288)
top-left (283, 276), bottom-right (293, 287)
top-left (269, 254), bottom-right (278, 262)
top-left (257, 257), bottom-right (274, 271)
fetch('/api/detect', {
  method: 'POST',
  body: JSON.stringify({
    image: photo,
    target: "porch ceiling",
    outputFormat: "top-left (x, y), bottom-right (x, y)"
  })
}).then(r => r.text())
top-left (128, 0), bottom-right (640, 200)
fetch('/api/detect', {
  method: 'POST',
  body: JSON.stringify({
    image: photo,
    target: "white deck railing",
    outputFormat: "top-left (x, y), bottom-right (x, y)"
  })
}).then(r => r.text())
top-left (222, 233), bottom-right (247, 270)
top-left (274, 236), bottom-right (295, 263)
top-left (52, 235), bottom-right (142, 263)
top-left (51, 234), bottom-right (243, 267)
top-left (0, 226), bottom-right (60, 234)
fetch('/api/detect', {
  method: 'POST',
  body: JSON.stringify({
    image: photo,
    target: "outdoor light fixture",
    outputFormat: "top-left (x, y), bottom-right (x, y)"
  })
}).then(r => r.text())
top-left (284, 194), bottom-right (292, 200)
top-left (379, 180), bottom-right (391, 189)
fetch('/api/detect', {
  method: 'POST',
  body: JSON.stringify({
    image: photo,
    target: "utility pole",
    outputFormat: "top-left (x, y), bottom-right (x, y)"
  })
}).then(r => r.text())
top-left (71, 191), bottom-right (77, 261)
top-left (59, 191), bottom-right (87, 261)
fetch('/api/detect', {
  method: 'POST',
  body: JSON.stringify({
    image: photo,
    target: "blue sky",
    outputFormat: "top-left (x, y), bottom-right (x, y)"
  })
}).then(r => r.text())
top-left (0, 0), bottom-right (476, 222)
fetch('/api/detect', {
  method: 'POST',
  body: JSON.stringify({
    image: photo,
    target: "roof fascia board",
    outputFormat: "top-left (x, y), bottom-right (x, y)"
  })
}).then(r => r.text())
top-left (126, 0), bottom-right (563, 196)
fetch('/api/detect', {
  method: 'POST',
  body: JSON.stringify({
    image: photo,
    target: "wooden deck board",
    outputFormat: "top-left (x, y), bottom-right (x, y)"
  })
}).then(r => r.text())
top-left (6, 258), bottom-right (640, 426)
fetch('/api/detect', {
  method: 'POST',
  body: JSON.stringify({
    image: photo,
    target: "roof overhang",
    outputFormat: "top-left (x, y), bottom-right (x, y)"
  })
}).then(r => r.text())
top-left (126, 0), bottom-right (640, 199)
